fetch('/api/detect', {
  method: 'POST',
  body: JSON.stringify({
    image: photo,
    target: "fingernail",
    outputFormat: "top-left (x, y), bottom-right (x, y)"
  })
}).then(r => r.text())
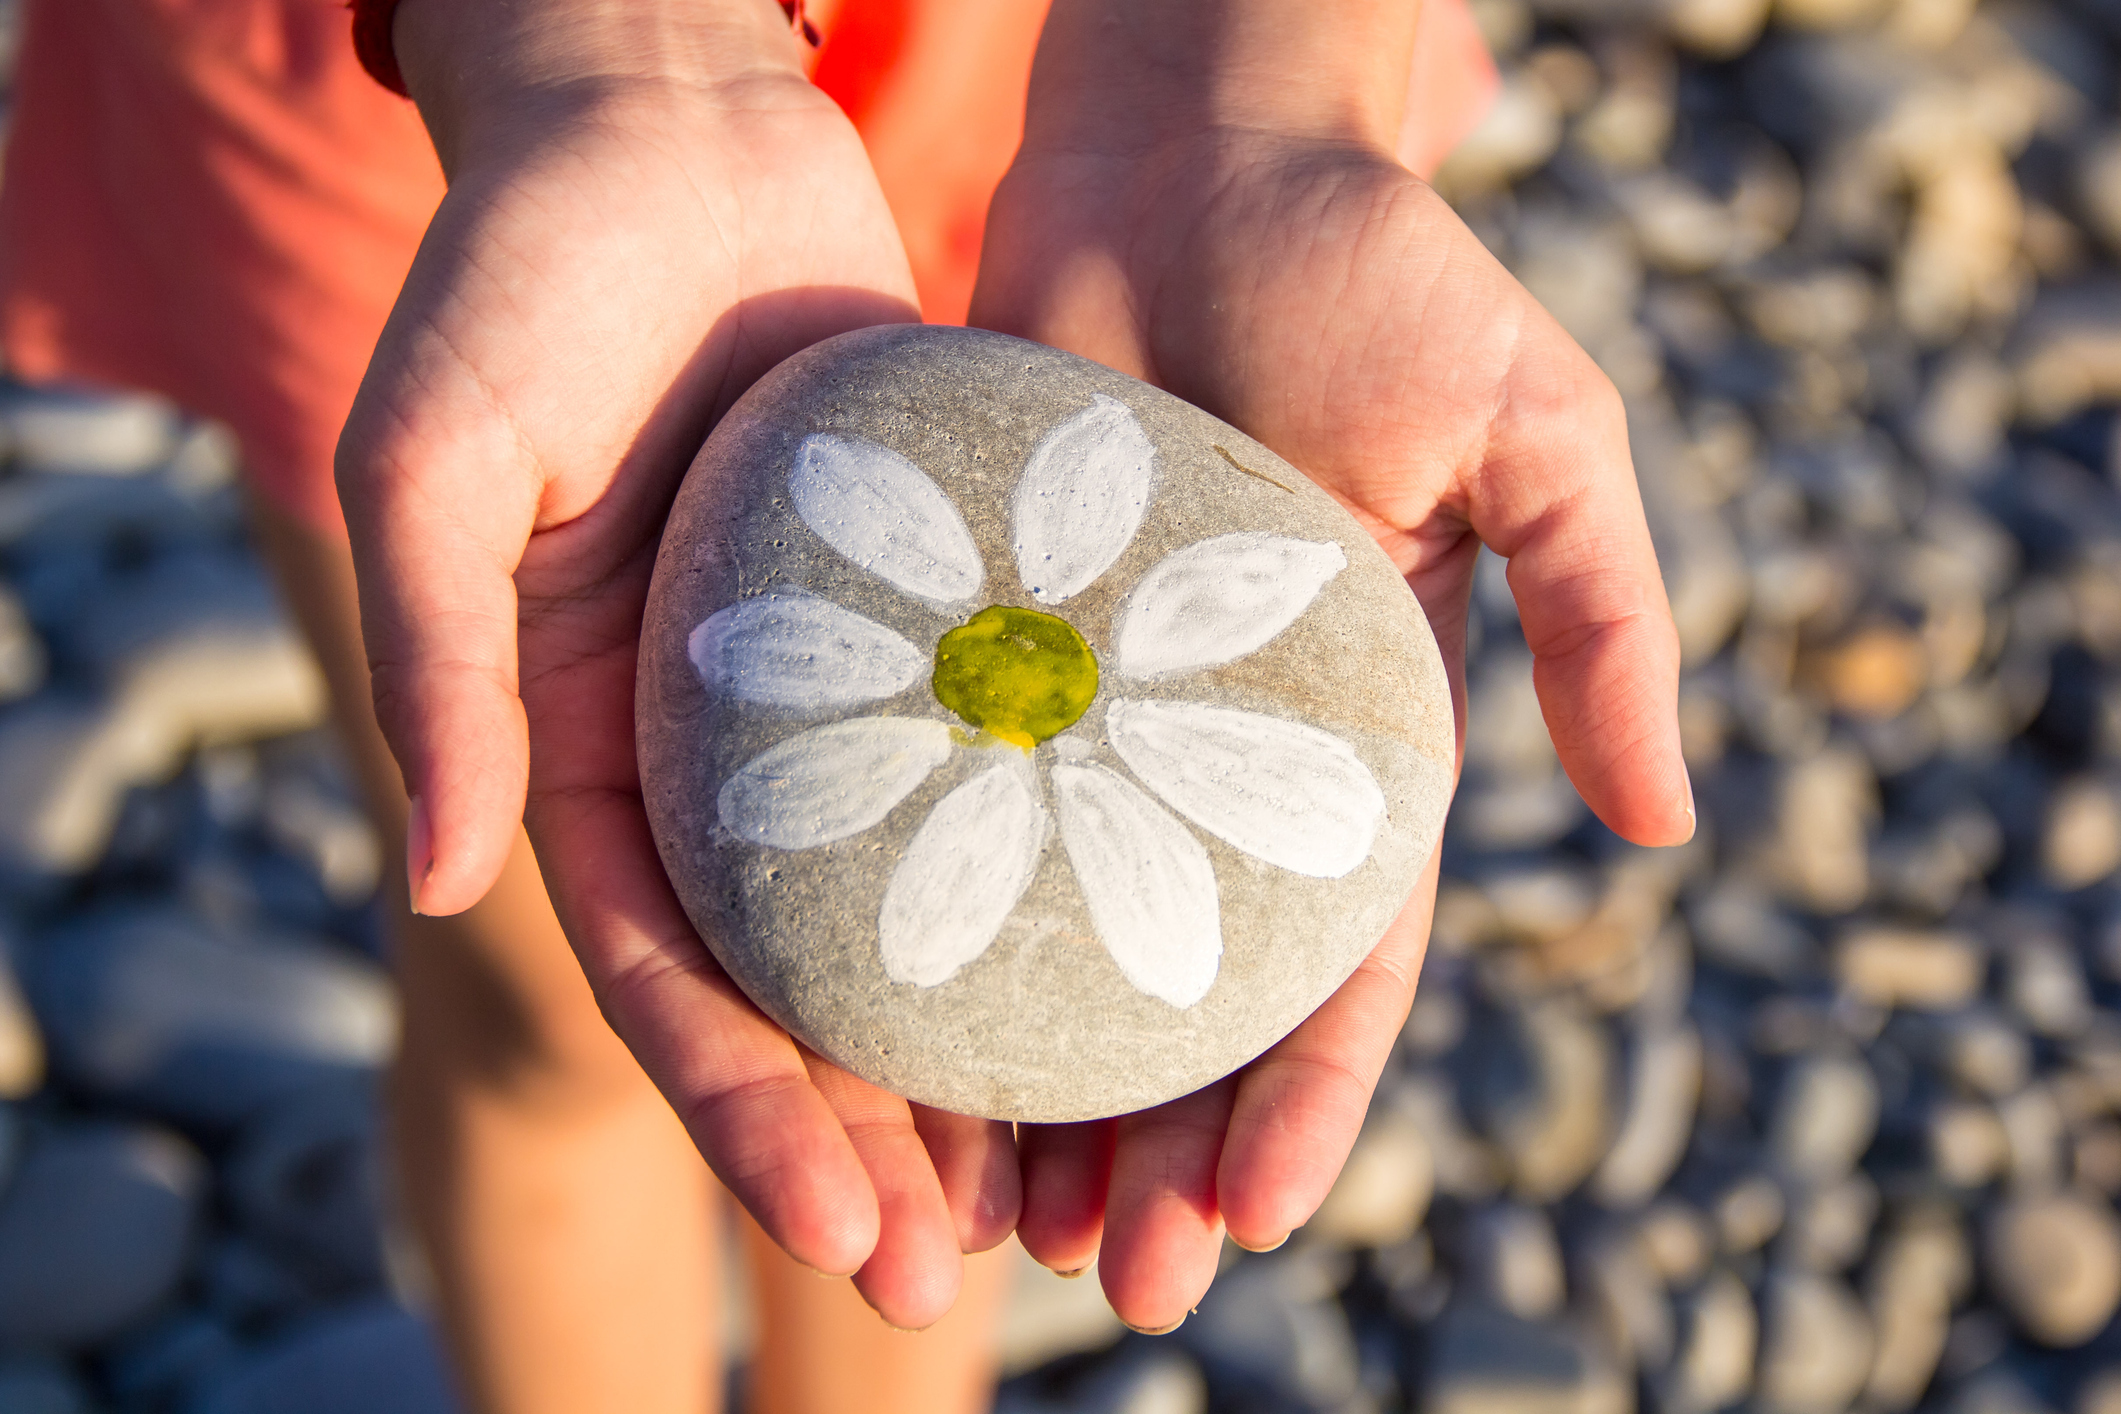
top-left (1122, 1315), bottom-right (1186, 1336)
top-left (1053, 1264), bottom-right (1089, 1280)
top-left (1232, 1231), bottom-right (1290, 1253)
top-left (405, 794), bottom-right (434, 914)
top-left (1681, 764), bottom-right (1698, 844)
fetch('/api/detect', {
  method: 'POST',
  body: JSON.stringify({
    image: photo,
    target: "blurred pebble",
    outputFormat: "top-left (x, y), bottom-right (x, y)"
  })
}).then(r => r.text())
top-left (1864, 1206), bottom-right (1971, 1410)
top-left (1175, 1249), bottom-right (1359, 1411)
top-left (1983, 1191), bottom-right (2121, 1346)
top-left (189, 1302), bottom-right (460, 1414)
top-left (1418, 1301), bottom-right (1630, 1414)
top-left (0, 1359), bottom-right (94, 1414)
top-left (0, 1122), bottom-right (203, 1347)
top-left (1755, 1269), bottom-right (1876, 1414)
top-left (1661, 1269), bottom-right (1758, 1414)
top-left (1770, 1052), bottom-right (1881, 1183)
top-left (1309, 1104), bottom-right (1434, 1248)
top-left (28, 908), bottom-right (396, 1127)
top-left (0, 385), bottom-right (178, 475)
top-left (1836, 926), bottom-right (1985, 1010)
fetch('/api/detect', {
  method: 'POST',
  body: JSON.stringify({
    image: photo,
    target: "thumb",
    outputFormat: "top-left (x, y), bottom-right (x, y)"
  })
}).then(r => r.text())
top-left (336, 373), bottom-right (540, 916)
top-left (1473, 351), bottom-right (1693, 847)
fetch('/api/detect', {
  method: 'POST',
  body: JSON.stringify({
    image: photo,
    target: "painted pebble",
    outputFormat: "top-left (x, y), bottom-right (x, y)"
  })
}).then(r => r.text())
top-left (638, 326), bottom-right (1454, 1122)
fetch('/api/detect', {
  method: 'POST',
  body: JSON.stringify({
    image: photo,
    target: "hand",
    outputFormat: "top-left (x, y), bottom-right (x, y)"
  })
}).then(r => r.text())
top-left (971, 0), bottom-right (1693, 1331)
top-left (338, 0), bottom-right (1016, 1328)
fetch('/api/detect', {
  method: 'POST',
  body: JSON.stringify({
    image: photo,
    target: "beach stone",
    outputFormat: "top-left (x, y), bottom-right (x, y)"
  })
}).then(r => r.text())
top-left (0, 925), bottom-right (44, 1099)
top-left (0, 1359), bottom-right (94, 1414)
top-left (638, 326), bottom-right (1452, 1121)
top-left (1864, 1207), bottom-right (1969, 1411)
top-left (225, 1078), bottom-right (386, 1286)
top-left (0, 1122), bottom-right (204, 1348)
top-left (1307, 1102), bottom-right (1434, 1247)
top-left (1592, 1019), bottom-right (1701, 1207)
top-left (1464, 1202), bottom-right (1567, 1320)
top-left (1419, 1302), bottom-right (1631, 1414)
top-left (190, 1302), bottom-right (460, 1414)
top-left (1983, 1191), bottom-right (2121, 1347)
top-left (28, 908), bottom-right (397, 1127)
top-left (1835, 927), bottom-right (1985, 1011)
top-left (0, 385), bottom-right (179, 475)
top-left (1175, 1249), bottom-right (1359, 1410)
top-left (1770, 1052), bottom-right (1880, 1184)
top-left (1662, 1269), bottom-right (1758, 1414)
top-left (1756, 1269), bottom-right (1876, 1414)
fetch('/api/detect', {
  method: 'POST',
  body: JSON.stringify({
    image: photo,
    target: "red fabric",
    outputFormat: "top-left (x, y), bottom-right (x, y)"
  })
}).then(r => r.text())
top-left (346, 0), bottom-right (407, 97)
top-left (0, 0), bottom-right (1497, 536)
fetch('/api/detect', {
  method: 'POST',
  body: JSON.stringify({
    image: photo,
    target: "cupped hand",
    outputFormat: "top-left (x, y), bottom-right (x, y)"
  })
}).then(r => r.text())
top-left (337, 1), bottom-right (1016, 1328)
top-left (972, 72), bottom-right (1693, 1330)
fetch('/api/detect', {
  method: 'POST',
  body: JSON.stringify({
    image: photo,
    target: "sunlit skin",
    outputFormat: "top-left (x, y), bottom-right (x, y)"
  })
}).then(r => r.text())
top-left (340, 0), bottom-right (1691, 1345)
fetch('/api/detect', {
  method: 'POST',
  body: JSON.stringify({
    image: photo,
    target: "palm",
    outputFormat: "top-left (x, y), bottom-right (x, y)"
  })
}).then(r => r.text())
top-left (340, 81), bottom-right (1013, 1325)
top-left (973, 136), bottom-right (1689, 1326)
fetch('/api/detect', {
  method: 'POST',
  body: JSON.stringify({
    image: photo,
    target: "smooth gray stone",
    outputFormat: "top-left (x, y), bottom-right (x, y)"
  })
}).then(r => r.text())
top-left (1173, 1249), bottom-right (1359, 1411)
top-left (28, 908), bottom-right (396, 1126)
top-left (0, 1122), bottom-right (204, 1349)
top-left (1417, 1301), bottom-right (1630, 1414)
top-left (0, 385), bottom-right (178, 475)
top-left (104, 1312), bottom-right (244, 1406)
top-left (226, 1077), bottom-right (386, 1286)
top-left (0, 1358), bottom-right (95, 1414)
top-left (188, 1303), bottom-right (461, 1414)
top-left (639, 326), bottom-right (1452, 1121)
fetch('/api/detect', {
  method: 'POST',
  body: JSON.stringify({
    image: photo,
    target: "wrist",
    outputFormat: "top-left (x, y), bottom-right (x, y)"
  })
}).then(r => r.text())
top-left (1022, 0), bottom-right (1418, 159)
top-left (391, 0), bottom-right (812, 167)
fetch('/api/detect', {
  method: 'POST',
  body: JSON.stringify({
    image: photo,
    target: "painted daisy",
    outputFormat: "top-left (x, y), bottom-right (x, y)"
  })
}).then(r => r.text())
top-left (688, 395), bottom-right (1387, 1008)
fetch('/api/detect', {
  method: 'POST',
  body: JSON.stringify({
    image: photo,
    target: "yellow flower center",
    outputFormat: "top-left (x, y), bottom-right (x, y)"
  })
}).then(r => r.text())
top-left (932, 605), bottom-right (1099, 750)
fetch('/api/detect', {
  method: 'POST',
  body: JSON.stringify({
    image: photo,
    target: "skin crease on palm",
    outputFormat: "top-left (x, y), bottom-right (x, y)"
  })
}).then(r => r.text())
top-left (339, 0), bottom-right (1691, 1338)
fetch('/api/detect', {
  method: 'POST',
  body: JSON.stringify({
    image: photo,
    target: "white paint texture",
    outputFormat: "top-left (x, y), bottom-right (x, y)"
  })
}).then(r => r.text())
top-left (717, 717), bottom-right (952, 849)
top-left (689, 594), bottom-right (924, 712)
top-left (880, 764), bottom-right (1049, 986)
top-left (1114, 533), bottom-right (1347, 678)
top-left (1012, 395), bottom-right (1158, 605)
top-left (1106, 698), bottom-right (1386, 878)
top-left (1052, 763), bottom-right (1222, 1007)
top-left (790, 434), bottom-right (983, 605)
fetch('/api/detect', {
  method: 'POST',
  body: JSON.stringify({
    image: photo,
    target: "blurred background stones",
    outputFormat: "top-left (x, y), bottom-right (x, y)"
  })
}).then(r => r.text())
top-left (3, 0), bottom-right (2121, 1403)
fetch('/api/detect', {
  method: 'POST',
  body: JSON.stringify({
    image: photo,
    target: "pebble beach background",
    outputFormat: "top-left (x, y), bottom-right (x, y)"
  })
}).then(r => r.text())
top-left (3, 0), bottom-right (2121, 1407)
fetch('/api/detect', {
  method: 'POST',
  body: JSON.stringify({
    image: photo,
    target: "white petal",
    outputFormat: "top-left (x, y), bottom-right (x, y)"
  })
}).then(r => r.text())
top-left (689, 594), bottom-right (925, 712)
top-left (790, 434), bottom-right (983, 606)
top-left (1106, 698), bottom-right (1385, 878)
top-left (879, 764), bottom-right (1048, 986)
top-left (1012, 394), bottom-right (1157, 605)
top-left (718, 718), bottom-right (953, 849)
top-left (1113, 533), bottom-right (1347, 678)
top-left (1052, 762), bottom-right (1221, 1008)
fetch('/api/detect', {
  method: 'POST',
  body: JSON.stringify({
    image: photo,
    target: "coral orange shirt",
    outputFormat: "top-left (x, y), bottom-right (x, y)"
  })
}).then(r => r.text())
top-left (0, 0), bottom-right (1494, 534)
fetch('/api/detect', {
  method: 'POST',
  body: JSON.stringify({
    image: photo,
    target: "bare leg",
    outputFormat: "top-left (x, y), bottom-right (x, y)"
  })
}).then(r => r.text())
top-left (743, 1214), bottom-right (1012, 1414)
top-left (252, 502), bottom-right (720, 1414)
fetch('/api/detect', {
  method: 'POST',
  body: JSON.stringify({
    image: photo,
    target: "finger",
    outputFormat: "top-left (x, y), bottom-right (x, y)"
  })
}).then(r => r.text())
top-left (805, 1057), bottom-right (967, 1330)
top-left (516, 775), bottom-right (879, 1279)
top-left (1097, 1079), bottom-right (1237, 1333)
top-left (1217, 852), bottom-right (1438, 1249)
top-left (338, 335), bottom-right (541, 917)
top-left (910, 1106), bottom-right (1023, 1253)
top-left (1472, 350), bottom-right (1691, 847)
top-left (1017, 1120), bottom-right (1116, 1274)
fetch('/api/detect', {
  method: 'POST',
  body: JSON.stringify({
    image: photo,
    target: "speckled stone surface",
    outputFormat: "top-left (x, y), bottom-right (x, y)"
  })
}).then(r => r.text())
top-left (638, 326), bottom-right (1452, 1122)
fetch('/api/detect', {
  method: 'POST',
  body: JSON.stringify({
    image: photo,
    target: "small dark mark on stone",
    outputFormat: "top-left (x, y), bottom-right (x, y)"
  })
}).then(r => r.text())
top-left (1214, 444), bottom-right (1295, 493)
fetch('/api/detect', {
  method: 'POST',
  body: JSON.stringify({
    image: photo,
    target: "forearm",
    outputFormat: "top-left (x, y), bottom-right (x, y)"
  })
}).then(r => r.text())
top-left (1024, 0), bottom-right (1420, 155)
top-left (390, 0), bottom-right (811, 169)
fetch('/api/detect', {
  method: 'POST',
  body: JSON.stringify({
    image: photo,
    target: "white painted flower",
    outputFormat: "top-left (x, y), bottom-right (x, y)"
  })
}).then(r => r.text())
top-left (692, 395), bottom-right (1387, 1008)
